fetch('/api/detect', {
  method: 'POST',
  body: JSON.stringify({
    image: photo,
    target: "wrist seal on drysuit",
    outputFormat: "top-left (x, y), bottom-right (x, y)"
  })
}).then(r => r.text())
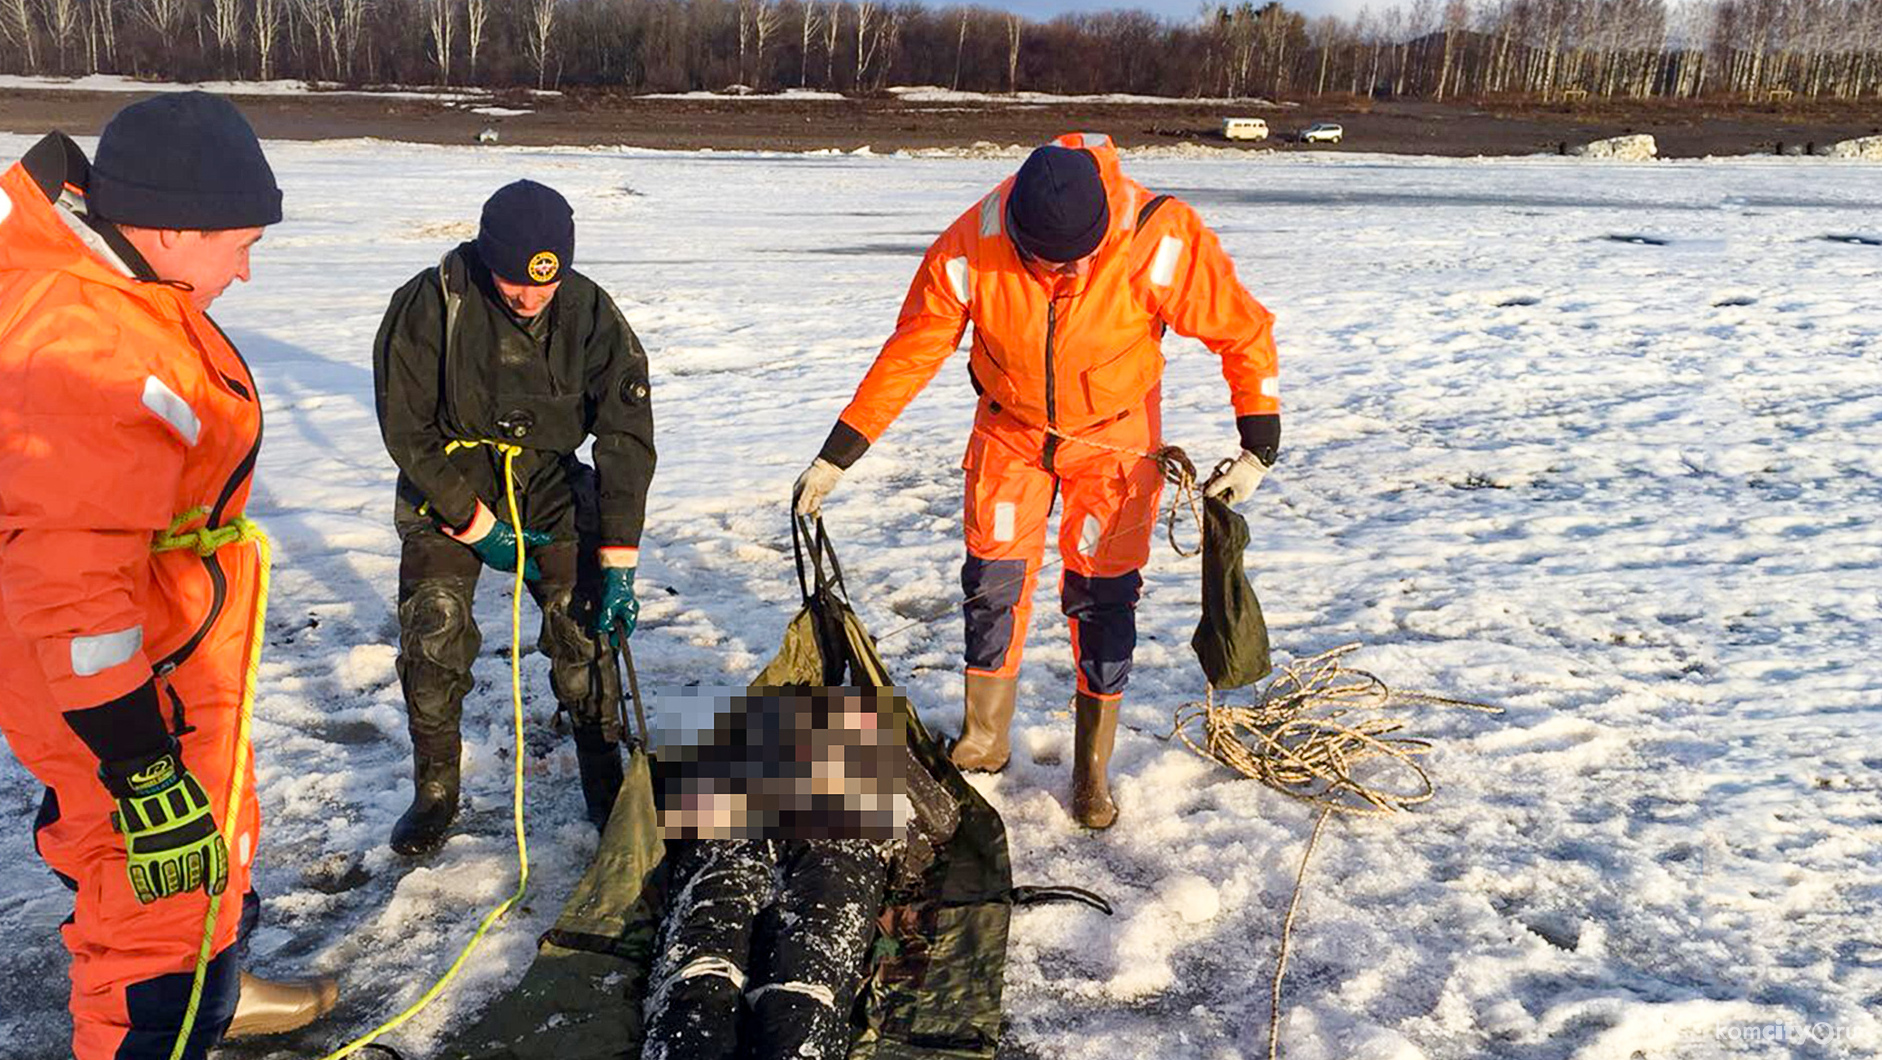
top-left (99, 738), bottom-right (230, 904)
top-left (816, 420), bottom-right (872, 471)
top-left (443, 499), bottom-right (552, 580)
top-left (63, 680), bottom-right (172, 765)
top-left (1235, 413), bottom-right (1280, 468)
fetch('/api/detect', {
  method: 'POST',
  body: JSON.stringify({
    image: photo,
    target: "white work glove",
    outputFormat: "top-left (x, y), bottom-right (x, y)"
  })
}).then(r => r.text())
top-left (793, 457), bottom-right (845, 517)
top-left (1202, 450), bottom-right (1271, 505)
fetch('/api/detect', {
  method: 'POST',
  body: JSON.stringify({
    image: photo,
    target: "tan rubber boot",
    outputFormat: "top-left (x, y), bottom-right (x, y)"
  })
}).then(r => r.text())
top-left (1071, 693), bottom-right (1119, 829)
top-left (949, 673), bottom-right (1018, 773)
top-left (224, 972), bottom-right (340, 1038)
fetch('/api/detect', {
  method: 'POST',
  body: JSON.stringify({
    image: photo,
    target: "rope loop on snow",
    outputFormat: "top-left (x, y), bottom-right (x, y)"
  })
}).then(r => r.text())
top-left (1171, 644), bottom-right (1499, 816)
top-left (1169, 645), bottom-right (1502, 1060)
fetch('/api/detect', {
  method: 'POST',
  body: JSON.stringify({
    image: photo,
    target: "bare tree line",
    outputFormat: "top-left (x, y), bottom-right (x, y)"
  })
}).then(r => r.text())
top-left (1, 0), bottom-right (1877, 101)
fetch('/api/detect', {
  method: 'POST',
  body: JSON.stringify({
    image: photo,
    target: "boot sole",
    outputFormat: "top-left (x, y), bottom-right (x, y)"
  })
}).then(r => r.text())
top-left (946, 737), bottom-right (1010, 774)
top-left (225, 1009), bottom-right (327, 1038)
top-left (1073, 798), bottom-right (1119, 830)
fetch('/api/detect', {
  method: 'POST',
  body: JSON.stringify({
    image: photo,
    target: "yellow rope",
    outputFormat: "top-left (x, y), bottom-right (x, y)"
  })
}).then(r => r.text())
top-left (318, 441), bottom-right (531, 1059)
top-left (150, 508), bottom-right (270, 1060)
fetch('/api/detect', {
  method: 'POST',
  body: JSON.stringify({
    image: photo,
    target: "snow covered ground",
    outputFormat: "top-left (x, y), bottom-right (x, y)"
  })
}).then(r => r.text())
top-left (1, 138), bottom-right (1879, 1060)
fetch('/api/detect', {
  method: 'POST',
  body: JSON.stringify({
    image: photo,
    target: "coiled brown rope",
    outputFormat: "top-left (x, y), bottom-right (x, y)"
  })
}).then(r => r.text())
top-left (1171, 643), bottom-right (1497, 815)
top-left (1170, 644), bottom-right (1501, 1059)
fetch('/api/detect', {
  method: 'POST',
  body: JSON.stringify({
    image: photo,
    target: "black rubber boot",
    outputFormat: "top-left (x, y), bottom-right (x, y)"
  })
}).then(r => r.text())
top-left (392, 568), bottom-right (478, 857)
top-left (390, 752), bottom-right (460, 856)
top-left (574, 728), bottom-right (624, 829)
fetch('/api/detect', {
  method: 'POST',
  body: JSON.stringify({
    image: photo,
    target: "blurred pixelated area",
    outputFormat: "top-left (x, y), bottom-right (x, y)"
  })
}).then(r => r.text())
top-left (650, 686), bottom-right (911, 841)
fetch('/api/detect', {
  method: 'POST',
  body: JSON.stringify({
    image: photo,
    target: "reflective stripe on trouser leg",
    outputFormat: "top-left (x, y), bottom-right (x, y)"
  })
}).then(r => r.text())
top-left (641, 840), bottom-right (777, 1059)
top-left (1061, 569), bottom-right (1143, 698)
top-left (961, 415), bottom-right (1056, 681)
top-left (745, 839), bottom-right (889, 1060)
top-left (961, 555), bottom-right (1037, 679)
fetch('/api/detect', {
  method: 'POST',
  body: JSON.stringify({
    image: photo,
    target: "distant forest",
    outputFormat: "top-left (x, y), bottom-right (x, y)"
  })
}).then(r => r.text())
top-left (2, 0), bottom-right (1879, 102)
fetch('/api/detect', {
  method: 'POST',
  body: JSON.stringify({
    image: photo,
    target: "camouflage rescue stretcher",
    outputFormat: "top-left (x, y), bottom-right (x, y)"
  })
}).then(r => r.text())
top-left (436, 517), bottom-right (1110, 1060)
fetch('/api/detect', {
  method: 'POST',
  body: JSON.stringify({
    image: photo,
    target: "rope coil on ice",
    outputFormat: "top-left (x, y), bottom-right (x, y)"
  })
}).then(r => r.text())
top-left (1170, 643), bottom-right (1499, 816)
top-left (1169, 644), bottom-right (1501, 1060)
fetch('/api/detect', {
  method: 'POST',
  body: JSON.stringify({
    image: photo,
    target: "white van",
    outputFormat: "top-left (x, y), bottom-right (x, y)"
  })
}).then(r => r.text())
top-left (1221, 118), bottom-right (1270, 142)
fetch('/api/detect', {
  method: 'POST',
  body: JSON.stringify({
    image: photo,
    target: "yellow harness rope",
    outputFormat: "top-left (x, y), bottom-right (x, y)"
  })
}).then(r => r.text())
top-left (150, 508), bottom-right (270, 1060)
top-left (320, 439), bottom-right (533, 1059)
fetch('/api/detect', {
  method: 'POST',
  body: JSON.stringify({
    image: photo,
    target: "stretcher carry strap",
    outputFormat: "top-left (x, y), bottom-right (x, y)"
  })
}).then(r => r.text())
top-left (150, 507), bottom-right (271, 1060)
top-left (791, 513), bottom-right (850, 605)
top-left (792, 515), bottom-right (870, 687)
top-left (1008, 884), bottom-right (1113, 916)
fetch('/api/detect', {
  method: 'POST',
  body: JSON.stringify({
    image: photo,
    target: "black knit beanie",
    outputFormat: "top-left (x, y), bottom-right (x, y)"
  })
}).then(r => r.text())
top-left (477, 180), bottom-right (574, 286)
top-left (90, 92), bottom-right (282, 230)
top-left (1005, 145), bottom-right (1108, 264)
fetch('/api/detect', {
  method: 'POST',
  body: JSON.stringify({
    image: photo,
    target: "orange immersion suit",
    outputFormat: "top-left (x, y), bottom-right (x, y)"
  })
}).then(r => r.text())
top-left (819, 132), bottom-right (1280, 698)
top-left (0, 134), bottom-right (263, 1059)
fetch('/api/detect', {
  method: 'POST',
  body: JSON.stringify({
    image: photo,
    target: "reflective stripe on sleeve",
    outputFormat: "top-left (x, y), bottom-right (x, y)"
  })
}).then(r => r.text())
top-left (979, 192), bottom-right (1003, 239)
top-left (1261, 377), bottom-right (1280, 399)
top-left (1149, 236), bottom-right (1184, 288)
top-left (141, 376), bottom-right (200, 445)
top-left (71, 626), bottom-right (143, 677)
top-left (945, 256), bottom-right (971, 305)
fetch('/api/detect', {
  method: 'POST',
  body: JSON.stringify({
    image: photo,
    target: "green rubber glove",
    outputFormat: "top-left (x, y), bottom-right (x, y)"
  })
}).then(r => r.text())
top-left (594, 567), bottom-right (639, 646)
top-left (101, 743), bottom-right (229, 905)
top-left (470, 521), bottom-right (553, 581)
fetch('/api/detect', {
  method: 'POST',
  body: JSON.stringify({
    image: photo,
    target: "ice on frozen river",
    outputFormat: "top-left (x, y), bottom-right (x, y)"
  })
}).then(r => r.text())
top-left (1, 137), bottom-right (1878, 1059)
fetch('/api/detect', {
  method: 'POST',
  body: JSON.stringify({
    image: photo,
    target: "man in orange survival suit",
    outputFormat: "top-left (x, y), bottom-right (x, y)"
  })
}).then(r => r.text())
top-left (794, 133), bottom-right (1279, 830)
top-left (0, 93), bottom-right (335, 1059)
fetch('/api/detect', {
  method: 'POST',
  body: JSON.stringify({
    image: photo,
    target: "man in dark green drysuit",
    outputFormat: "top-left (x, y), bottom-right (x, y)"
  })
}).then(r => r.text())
top-left (373, 179), bottom-right (656, 854)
